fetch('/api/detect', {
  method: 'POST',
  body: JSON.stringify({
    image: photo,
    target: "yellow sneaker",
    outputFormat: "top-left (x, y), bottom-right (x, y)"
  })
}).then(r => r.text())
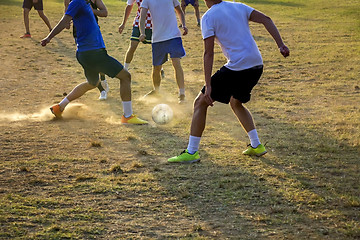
top-left (242, 144), bottom-right (267, 156)
top-left (121, 114), bottom-right (148, 125)
top-left (168, 150), bottom-right (200, 163)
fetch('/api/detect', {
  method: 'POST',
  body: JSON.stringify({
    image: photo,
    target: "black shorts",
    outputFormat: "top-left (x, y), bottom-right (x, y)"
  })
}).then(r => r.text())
top-left (131, 27), bottom-right (152, 44)
top-left (22, 0), bottom-right (43, 10)
top-left (76, 49), bottom-right (123, 86)
top-left (201, 65), bottom-right (263, 104)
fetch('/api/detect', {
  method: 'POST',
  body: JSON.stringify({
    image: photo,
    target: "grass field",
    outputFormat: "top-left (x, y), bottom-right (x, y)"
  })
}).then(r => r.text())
top-left (0, 0), bottom-right (359, 239)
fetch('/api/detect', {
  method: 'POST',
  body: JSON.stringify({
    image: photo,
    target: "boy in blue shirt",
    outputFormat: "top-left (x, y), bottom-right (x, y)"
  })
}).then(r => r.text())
top-left (41, 0), bottom-right (147, 124)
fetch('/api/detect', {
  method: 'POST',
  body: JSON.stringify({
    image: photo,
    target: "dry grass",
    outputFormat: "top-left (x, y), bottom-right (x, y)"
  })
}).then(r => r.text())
top-left (0, 0), bottom-right (359, 239)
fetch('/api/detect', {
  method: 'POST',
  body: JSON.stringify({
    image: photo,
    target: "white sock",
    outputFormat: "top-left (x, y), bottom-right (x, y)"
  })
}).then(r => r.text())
top-left (154, 86), bottom-right (160, 92)
top-left (124, 63), bottom-right (130, 71)
top-left (248, 129), bottom-right (261, 148)
top-left (179, 88), bottom-right (185, 96)
top-left (59, 97), bottom-right (70, 111)
top-left (187, 135), bottom-right (201, 154)
top-left (122, 101), bottom-right (133, 118)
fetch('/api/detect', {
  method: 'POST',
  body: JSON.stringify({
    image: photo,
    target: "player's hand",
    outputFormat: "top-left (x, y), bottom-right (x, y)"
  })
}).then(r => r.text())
top-left (139, 34), bottom-right (146, 43)
top-left (182, 26), bottom-right (188, 36)
top-left (41, 38), bottom-right (50, 47)
top-left (279, 45), bottom-right (289, 58)
top-left (118, 24), bottom-right (125, 34)
top-left (204, 85), bottom-right (214, 107)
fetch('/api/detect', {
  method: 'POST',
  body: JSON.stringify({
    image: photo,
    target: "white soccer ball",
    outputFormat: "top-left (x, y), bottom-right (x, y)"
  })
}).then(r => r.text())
top-left (152, 104), bottom-right (173, 125)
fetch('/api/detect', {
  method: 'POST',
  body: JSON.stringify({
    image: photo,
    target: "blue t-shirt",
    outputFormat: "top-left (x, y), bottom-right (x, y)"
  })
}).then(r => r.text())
top-left (65, 0), bottom-right (105, 52)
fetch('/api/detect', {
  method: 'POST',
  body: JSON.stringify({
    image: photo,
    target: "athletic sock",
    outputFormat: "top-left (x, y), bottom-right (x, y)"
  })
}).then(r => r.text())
top-left (248, 129), bottom-right (261, 148)
top-left (187, 135), bottom-right (201, 154)
top-left (122, 101), bottom-right (133, 118)
top-left (59, 97), bottom-right (70, 111)
top-left (124, 63), bottom-right (130, 71)
top-left (179, 88), bottom-right (185, 96)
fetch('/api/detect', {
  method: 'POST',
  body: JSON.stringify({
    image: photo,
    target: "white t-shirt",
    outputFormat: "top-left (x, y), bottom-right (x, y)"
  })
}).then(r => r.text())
top-left (201, 1), bottom-right (263, 71)
top-left (141, 0), bottom-right (181, 43)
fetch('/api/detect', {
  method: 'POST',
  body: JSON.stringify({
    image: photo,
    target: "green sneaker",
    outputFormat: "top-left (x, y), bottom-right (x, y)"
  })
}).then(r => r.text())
top-left (242, 144), bottom-right (267, 156)
top-left (168, 150), bottom-right (200, 163)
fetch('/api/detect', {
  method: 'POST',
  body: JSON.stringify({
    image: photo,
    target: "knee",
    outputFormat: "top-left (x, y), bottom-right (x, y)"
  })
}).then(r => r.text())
top-left (153, 65), bottom-right (162, 73)
top-left (193, 94), bottom-right (207, 110)
top-left (37, 11), bottom-right (45, 17)
top-left (123, 71), bottom-right (131, 83)
top-left (230, 97), bottom-right (243, 109)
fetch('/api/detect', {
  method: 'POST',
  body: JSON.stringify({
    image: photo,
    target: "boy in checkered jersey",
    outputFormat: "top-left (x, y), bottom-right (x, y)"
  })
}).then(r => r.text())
top-left (119, 0), bottom-right (163, 75)
top-left (139, 0), bottom-right (188, 103)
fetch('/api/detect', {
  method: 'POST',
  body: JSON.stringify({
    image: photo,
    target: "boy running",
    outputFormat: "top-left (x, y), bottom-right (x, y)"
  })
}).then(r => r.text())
top-left (64, 0), bottom-right (110, 100)
top-left (168, 0), bottom-right (289, 163)
top-left (42, 0), bottom-right (147, 124)
top-left (21, 0), bottom-right (52, 38)
top-left (180, 0), bottom-right (200, 27)
top-left (139, 0), bottom-right (188, 103)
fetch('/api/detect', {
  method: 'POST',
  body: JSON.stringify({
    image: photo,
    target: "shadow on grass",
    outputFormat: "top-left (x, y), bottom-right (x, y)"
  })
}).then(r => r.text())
top-left (0, 0), bottom-right (23, 7)
top-left (123, 103), bottom-right (359, 238)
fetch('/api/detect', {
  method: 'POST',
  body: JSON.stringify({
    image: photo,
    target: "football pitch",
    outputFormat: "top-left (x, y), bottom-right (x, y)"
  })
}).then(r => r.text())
top-left (0, 0), bottom-right (359, 238)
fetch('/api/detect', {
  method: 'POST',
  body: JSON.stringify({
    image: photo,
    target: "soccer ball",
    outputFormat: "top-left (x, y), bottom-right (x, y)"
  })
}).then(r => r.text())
top-left (152, 104), bottom-right (173, 125)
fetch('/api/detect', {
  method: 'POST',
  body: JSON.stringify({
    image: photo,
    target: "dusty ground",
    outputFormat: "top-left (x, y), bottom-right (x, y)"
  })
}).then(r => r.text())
top-left (1, 0), bottom-right (359, 239)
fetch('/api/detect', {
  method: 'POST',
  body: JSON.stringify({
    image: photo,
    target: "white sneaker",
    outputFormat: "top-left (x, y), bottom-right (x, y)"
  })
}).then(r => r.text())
top-left (99, 90), bottom-right (107, 100)
top-left (101, 79), bottom-right (109, 93)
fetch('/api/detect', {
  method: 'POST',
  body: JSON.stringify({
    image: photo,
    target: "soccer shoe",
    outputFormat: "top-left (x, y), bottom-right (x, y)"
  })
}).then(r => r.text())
top-left (242, 144), bottom-right (267, 156)
top-left (50, 104), bottom-right (63, 118)
top-left (99, 90), bottom-right (107, 100)
top-left (121, 114), bottom-right (148, 125)
top-left (168, 150), bottom-right (200, 163)
top-left (101, 79), bottom-right (109, 93)
top-left (20, 33), bottom-right (31, 38)
top-left (178, 94), bottom-right (185, 104)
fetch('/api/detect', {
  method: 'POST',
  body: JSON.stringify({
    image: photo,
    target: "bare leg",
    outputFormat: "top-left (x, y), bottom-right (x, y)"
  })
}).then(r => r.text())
top-left (194, 5), bottom-right (200, 25)
top-left (37, 10), bottom-right (52, 31)
top-left (152, 65), bottom-right (162, 90)
top-left (66, 82), bottom-right (96, 102)
top-left (190, 93), bottom-right (210, 137)
top-left (230, 97), bottom-right (256, 133)
top-left (171, 58), bottom-right (185, 90)
top-left (115, 68), bottom-right (132, 101)
top-left (23, 8), bottom-right (30, 33)
top-left (124, 40), bottom-right (140, 64)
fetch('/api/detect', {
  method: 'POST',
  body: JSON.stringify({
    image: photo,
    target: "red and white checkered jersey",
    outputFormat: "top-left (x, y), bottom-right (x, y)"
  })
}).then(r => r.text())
top-left (127, 0), bottom-right (152, 29)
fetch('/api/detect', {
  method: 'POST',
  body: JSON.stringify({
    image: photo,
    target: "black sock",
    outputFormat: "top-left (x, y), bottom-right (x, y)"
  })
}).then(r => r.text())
top-left (98, 83), bottom-right (105, 92)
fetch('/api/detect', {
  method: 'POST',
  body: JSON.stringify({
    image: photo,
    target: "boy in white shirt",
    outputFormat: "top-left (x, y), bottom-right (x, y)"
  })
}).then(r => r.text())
top-left (168, 0), bottom-right (290, 163)
top-left (139, 0), bottom-right (188, 103)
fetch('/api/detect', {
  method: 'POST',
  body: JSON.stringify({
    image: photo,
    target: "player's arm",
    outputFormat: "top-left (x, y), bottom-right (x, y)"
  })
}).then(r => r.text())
top-left (138, 7), bottom-right (147, 42)
top-left (175, 5), bottom-right (188, 35)
top-left (203, 36), bottom-right (215, 106)
top-left (249, 10), bottom-right (289, 57)
top-left (118, 4), bottom-right (134, 34)
top-left (92, 0), bottom-right (108, 17)
top-left (64, 0), bottom-right (70, 12)
top-left (41, 14), bottom-right (72, 46)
